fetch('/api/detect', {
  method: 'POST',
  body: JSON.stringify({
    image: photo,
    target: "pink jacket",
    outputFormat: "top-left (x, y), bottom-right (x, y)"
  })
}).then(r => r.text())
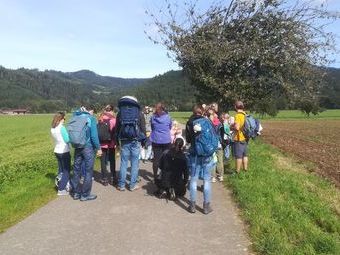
top-left (99, 112), bottom-right (116, 149)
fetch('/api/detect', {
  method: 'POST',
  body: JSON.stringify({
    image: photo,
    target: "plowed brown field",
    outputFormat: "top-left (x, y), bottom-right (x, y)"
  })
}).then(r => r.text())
top-left (262, 120), bottom-right (340, 186)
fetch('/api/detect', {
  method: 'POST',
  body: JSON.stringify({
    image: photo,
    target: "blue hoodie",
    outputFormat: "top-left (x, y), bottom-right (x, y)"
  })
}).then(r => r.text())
top-left (73, 110), bottom-right (100, 150)
top-left (150, 112), bottom-right (172, 144)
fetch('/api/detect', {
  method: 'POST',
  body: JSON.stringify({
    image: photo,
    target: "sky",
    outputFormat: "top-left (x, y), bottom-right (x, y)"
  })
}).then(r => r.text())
top-left (0, 0), bottom-right (339, 78)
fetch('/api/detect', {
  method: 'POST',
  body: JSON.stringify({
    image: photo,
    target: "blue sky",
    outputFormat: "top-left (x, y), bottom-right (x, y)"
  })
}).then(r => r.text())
top-left (0, 0), bottom-right (339, 78)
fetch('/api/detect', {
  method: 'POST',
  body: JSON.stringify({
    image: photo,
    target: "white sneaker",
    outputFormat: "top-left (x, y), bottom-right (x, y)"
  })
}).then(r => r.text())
top-left (218, 176), bottom-right (224, 182)
top-left (211, 177), bottom-right (217, 183)
top-left (57, 190), bottom-right (69, 196)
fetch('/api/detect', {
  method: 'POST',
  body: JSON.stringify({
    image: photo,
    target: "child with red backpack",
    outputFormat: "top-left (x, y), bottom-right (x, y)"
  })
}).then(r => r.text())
top-left (98, 105), bottom-right (116, 186)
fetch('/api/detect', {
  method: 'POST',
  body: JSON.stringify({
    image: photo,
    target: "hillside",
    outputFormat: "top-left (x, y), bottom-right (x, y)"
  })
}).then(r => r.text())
top-left (0, 65), bottom-right (339, 113)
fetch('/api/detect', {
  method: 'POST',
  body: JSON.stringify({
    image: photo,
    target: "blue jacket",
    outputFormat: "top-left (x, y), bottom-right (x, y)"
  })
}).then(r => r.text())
top-left (150, 112), bottom-right (172, 144)
top-left (74, 110), bottom-right (100, 150)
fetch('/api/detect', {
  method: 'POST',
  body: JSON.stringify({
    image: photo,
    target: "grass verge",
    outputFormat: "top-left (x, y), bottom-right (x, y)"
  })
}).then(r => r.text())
top-left (0, 169), bottom-right (56, 233)
top-left (225, 140), bottom-right (340, 255)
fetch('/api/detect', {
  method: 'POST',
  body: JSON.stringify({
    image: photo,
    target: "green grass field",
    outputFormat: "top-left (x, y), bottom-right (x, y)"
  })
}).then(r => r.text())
top-left (0, 110), bottom-right (339, 254)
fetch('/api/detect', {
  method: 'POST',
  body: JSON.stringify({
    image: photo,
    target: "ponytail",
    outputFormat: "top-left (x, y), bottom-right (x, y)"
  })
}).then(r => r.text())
top-left (174, 138), bottom-right (184, 153)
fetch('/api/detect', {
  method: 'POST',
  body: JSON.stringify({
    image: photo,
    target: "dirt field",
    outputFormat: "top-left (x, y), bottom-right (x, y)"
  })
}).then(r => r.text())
top-left (261, 120), bottom-right (340, 187)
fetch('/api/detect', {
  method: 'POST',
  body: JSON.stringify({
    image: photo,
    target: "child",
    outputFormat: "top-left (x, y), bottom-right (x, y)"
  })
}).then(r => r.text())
top-left (221, 113), bottom-right (232, 161)
top-left (155, 137), bottom-right (189, 200)
top-left (51, 112), bottom-right (71, 195)
top-left (170, 120), bottom-right (182, 143)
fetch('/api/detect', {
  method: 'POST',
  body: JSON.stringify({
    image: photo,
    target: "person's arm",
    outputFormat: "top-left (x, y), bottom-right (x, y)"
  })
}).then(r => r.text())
top-left (185, 119), bottom-right (192, 144)
top-left (89, 116), bottom-right (101, 151)
top-left (115, 113), bottom-right (121, 145)
top-left (61, 125), bottom-right (70, 143)
top-left (139, 111), bottom-right (146, 136)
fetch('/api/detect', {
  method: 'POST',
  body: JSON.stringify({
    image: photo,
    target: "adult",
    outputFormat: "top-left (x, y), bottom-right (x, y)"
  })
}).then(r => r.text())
top-left (185, 105), bottom-right (216, 214)
top-left (98, 105), bottom-right (116, 186)
top-left (51, 112), bottom-right (71, 196)
top-left (150, 103), bottom-right (172, 180)
top-left (232, 101), bottom-right (248, 173)
top-left (116, 96), bottom-right (146, 191)
top-left (70, 105), bottom-right (101, 201)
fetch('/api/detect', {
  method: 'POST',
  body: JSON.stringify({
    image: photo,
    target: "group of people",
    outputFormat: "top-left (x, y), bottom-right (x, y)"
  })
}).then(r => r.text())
top-left (51, 96), bottom-right (250, 214)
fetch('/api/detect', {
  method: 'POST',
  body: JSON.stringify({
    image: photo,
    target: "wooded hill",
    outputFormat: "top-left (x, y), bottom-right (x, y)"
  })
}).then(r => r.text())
top-left (0, 65), bottom-right (339, 112)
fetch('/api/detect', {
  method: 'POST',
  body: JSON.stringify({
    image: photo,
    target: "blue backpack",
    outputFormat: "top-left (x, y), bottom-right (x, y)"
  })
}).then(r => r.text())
top-left (192, 118), bottom-right (219, 157)
top-left (67, 114), bottom-right (90, 148)
top-left (243, 114), bottom-right (260, 141)
top-left (118, 97), bottom-right (144, 141)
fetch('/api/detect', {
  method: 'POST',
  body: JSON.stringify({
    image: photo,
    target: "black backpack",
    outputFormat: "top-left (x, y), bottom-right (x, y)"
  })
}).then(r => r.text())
top-left (97, 119), bottom-right (112, 143)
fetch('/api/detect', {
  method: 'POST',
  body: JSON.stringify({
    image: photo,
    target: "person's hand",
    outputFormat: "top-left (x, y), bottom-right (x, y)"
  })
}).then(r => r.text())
top-left (97, 149), bottom-right (103, 157)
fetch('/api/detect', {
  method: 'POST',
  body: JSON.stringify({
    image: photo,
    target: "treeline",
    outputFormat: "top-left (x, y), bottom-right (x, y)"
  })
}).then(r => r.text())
top-left (0, 66), bottom-right (339, 113)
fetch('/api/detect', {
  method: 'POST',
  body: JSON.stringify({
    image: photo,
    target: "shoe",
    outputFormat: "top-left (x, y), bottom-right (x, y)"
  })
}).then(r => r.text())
top-left (169, 188), bottom-right (176, 201)
top-left (218, 176), bottom-right (224, 182)
top-left (117, 186), bottom-right (125, 191)
top-left (57, 190), bottom-right (69, 196)
top-left (211, 177), bottom-right (217, 183)
top-left (203, 202), bottom-right (213, 215)
top-left (129, 185), bottom-right (140, 191)
top-left (101, 179), bottom-right (109, 186)
top-left (73, 193), bottom-right (81, 200)
top-left (80, 194), bottom-right (97, 201)
top-left (188, 201), bottom-right (196, 213)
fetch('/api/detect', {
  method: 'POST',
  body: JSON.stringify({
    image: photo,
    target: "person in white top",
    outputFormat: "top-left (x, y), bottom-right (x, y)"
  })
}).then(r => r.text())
top-left (51, 112), bottom-right (71, 196)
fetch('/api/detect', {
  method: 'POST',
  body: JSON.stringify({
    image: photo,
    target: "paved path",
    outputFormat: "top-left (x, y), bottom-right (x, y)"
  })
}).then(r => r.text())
top-left (0, 162), bottom-right (251, 255)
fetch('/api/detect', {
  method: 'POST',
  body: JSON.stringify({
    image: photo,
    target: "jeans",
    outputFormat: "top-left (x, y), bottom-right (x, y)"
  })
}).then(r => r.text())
top-left (100, 148), bottom-right (116, 180)
top-left (55, 152), bottom-right (71, 191)
top-left (152, 143), bottom-right (171, 179)
top-left (72, 146), bottom-right (95, 197)
top-left (189, 154), bottom-right (214, 203)
top-left (118, 141), bottom-right (141, 189)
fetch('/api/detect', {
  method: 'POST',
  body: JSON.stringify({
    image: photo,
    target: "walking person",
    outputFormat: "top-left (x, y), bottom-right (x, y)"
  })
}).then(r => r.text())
top-left (51, 112), bottom-right (71, 196)
top-left (232, 101), bottom-right (248, 173)
top-left (185, 105), bottom-right (218, 214)
top-left (150, 103), bottom-right (172, 181)
top-left (116, 96), bottom-right (146, 191)
top-left (69, 105), bottom-right (102, 201)
top-left (98, 105), bottom-right (116, 186)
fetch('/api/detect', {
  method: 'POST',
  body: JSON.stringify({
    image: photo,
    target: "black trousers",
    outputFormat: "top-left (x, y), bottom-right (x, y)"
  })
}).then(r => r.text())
top-left (100, 148), bottom-right (116, 180)
top-left (152, 143), bottom-right (171, 179)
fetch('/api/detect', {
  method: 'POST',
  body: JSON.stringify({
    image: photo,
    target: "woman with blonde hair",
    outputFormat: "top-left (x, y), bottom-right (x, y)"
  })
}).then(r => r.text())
top-left (51, 112), bottom-right (71, 195)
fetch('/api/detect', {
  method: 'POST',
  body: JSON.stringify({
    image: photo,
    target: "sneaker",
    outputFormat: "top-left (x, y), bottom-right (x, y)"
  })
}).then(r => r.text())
top-left (218, 176), bottom-right (224, 182)
top-left (80, 194), bottom-right (97, 201)
top-left (117, 186), bottom-right (125, 191)
top-left (73, 193), bottom-right (81, 200)
top-left (129, 185), bottom-right (140, 191)
top-left (203, 202), bottom-right (213, 215)
top-left (101, 179), bottom-right (109, 186)
top-left (211, 177), bottom-right (217, 183)
top-left (188, 201), bottom-right (196, 213)
top-left (57, 190), bottom-right (69, 196)
top-left (169, 188), bottom-right (176, 201)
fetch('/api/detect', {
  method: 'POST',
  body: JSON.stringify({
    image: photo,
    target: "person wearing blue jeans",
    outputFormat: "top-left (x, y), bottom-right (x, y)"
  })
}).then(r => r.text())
top-left (185, 104), bottom-right (215, 214)
top-left (189, 155), bottom-right (213, 207)
top-left (71, 106), bottom-right (102, 201)
top-left (118, 140), bottom-right (141, 190)
top-left (116, 96), bottom-right (146, 191)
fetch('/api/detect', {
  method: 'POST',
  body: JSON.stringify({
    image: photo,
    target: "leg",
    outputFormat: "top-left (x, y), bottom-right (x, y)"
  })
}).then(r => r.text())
top-left (100, 148), bottom-right (109, 181)
top-left (243, 157), bottom-right (248, 171)
top-left (58, 152), bottom-right (71, 191)
top-left (108, 148), bottom-right (116, 180)
top-left (118, 142), bottom-right (130, 189)
top-left (236, 159), bottom-right (243, 173)
top-left (234, 142), bottom-right (243, 173)
top-left (216, 149), bottom-right (224, 179)
top-left (203, 156), bottom-right (213, 214)
top-left (129, 141), bottom-right (141, 189)
top-left (152, 144), bottom-right (163, 179)
top-left (82, 147), bottom-right (95, 197)
top-left (71, 149), bottom-right (83, 196)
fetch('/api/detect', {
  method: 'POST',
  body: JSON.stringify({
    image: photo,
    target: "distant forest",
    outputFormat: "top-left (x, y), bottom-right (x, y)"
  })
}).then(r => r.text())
top-left (0, 66), bottom-right (339, 113)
